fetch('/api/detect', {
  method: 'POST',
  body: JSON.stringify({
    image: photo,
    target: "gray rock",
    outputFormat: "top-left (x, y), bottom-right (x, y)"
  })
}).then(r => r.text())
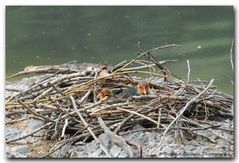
top-left (162, 136), bottom-right (174, 145)
top-left (74, 145), bottom-right (86, 152)
top-left (98, 133), bottom-right (110, 149)
top-left (27, 118), bottom-right (44, 131)
top-left (162, 146), bottom-right (173, 154)
top-left (71, 151), bottom-right (88, 158)
top-left (110, 145), bottom-right (122, 157)
top-left (85, 141), bottom-right (98, 153)
top-left (183, 145), bottom-right (196, 151)
top-left (184, 140), bottom-right (200, 146)
top-left (58, 143), bottom-right (72, 157)
top-left (7, 145), bottom-right (31, 158)
top-left (5, 127), bottom-right (22, 141)
top-left (118, 150), bottom-right (128, 158)
top-left (148, 145), bottom-right (162, 157)
top-left (88, 148), bottom-right (103, 158)
top-left (141, 132), bottom-right (155, 145)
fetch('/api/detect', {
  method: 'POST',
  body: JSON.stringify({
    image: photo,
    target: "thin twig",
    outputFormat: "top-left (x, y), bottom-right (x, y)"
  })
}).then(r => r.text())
top-left (153, 79), bottom-right (215, 152)
top-left (229, 39), bottom-right (234, 71)
top-left (18, 100), bottom-right (55, 122)
top-left (6, 122), bottom-right (52, 143)
top-left (116, 107), bottom-right (163, 127)
top-left (70, 96), bottom-right (112, 157)
top-left (114, 44), bottom-right (180, 73)
top-left (157, 108), bottom-right (162, 128)
top-left (186, 59), bottom-right (190, 82)
top-left (6, 116), bottom-right (30, 125)
top-left (114, 114), bottom-right (134, 134)
top-left (98, 117), bottom-right (134, 158)
top-left (61, 118), bottom-right (69, 138)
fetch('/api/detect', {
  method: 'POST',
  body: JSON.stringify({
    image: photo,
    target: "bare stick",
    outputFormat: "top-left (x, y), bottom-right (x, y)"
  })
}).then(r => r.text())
top-left (153, 79), bottom-right (215, 152)
top-left (121, 64), bottom-right (155, 71)
top-left (114, 114), bottom-right (134, 134)
top-left (157, 108), bottom-right (162, 128)
top-left (78, 90), bottom-right (91, 104)
top-left (70, 96), bottom-right (112, 157)
top-left (229, 39), bottom-right (234, 71)
top-left (98, 117), bottom-right (134, 157)
top-left (41, 131), bottom-right (92, 158)
top-left (6, 122), bottom-right (52, 143)
top-left (80, 97), bottom-right (108, 111)
top-left (5, 88), bottom-right (20, 92)
top-left (90, 102), bottom-right (130, 115)
top-left (126, 139), bottom-right (142, 158)
top-left (6, 116), bottom-right (30, 125)
top-left (116, 107), bottom-right (164, 127)
top-left (34, 87), bottom-right (53, 101)
top-left (48, 82), bottom-right (66, 96)
top-left (186, 59), bottom-right (191, 82)
top-left (93, 71), bottom-right (98, 103)
top-left (114, 44), bottom-right (180, 73)
top-left (61, 118), bottom-right (69, 138)
top-left (18, 100), bottom-right (55, 122)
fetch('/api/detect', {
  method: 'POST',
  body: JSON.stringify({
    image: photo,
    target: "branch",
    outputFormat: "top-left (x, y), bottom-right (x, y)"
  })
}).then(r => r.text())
top-left (18, 100), bottom-right (55, 122)
top-left (98, 117), bottom-right (134, 157)
top-left (6, 122), bottom-right (52, 143)
top-left (186, 59), bottom-right (191, 82)
top-left (70, 95), bottom-right (112, 157)
top-left (153, 79), bottom-right (215, 152)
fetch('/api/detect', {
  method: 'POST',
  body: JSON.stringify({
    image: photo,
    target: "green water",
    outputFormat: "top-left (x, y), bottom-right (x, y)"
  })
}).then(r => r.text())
top-left (6, 6), bottom-right (234, 94)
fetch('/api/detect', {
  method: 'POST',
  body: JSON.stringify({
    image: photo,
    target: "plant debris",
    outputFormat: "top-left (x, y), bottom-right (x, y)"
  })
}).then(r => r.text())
top-left (5, 44), bottom-right (234, 158)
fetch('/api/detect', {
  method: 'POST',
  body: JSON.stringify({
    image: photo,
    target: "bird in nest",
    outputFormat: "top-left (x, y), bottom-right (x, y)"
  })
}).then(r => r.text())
top-left (97, 80), bottom-right (153, 100)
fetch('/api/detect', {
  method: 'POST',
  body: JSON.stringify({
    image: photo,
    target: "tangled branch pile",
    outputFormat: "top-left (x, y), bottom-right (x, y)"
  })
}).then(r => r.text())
top-left (5, 44), bottom-right (233, 157)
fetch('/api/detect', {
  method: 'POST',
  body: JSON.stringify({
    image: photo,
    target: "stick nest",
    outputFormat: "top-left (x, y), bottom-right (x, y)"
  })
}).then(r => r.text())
top-left (5, 44), bottom-right (233, 157)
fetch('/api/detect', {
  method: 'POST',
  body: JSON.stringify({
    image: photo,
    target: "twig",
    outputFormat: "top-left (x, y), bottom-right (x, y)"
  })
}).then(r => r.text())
top-left (80, 97), bottom-right (106, 111)
top-left (6, 122), bottom-right (52, 143)
top-left (229, 39), bottom-right (234, 71)
top-left (157, 108), bottom-right (162, 128)
top-left (153, 79), bottom-right (215, 152)
top-left (51, 113), bottom-right (62, 140)
top-left (126, 139), bottom-right (142, 158)
top-left (41, 132), bottom-right (92, 158)
top-left (48, 82), bottom-right (66, 96)
top-left (18, 100), bottom-right (55, 122)
top-left (70, 96), bottom-right (112, 157)
top-left (121, 64), bottom-right (155, 71)
top-left (93, 71), bottom-right (98, 103)
top-left (34, 87), bottom-right (53, 101)
top-left (98, 117), bottom-right (134, 158)
top-left (110, 60), bottom-right (128, 72)
top-left (61, 118), bottom-right (69, 138)
top-left (186, 59), bottom-right (190, 82)
top-left (114, 114), bottom-right (134, 134)
top-left (5, 88), bottom-right (21, 92)
top-left (116, 107), bottom-right (163, 127)
top-left (78, 90), bottom-right (91, 104)
top-left (90, 102), bottom-right (130, 115)
top-left (114, 44), bottom-right (180, 73)
top-left (6, 116), bottom-right (30, 125)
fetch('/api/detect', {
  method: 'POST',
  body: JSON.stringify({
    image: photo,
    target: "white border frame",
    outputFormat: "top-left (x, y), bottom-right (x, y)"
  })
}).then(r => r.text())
top-left (1, 1), bottom-right (237, 163)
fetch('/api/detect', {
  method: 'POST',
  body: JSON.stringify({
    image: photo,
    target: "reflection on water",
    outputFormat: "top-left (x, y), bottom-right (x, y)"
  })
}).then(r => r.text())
top-left (6, 6), bottom-right (234, 94)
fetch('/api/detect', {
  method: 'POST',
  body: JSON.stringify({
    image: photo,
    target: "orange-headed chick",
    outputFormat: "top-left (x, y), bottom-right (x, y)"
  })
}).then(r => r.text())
top-left (97, 88), bottom-right (113, 100)
top-left (137, 80), bottom-right (150, 95)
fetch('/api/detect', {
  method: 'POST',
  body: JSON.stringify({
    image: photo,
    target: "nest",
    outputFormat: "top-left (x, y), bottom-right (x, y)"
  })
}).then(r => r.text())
top-left (5, 44), bottom-right (233, 157)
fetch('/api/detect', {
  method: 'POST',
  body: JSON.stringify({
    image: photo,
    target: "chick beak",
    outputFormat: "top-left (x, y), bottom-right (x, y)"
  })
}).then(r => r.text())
top-left (138, 86), bottom-right (147, 95)
top-left (142, 87), bottom-right (147, 95)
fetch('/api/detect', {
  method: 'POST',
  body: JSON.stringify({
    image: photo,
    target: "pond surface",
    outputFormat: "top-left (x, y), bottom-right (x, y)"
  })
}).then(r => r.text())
top-left (6, 6), bottom-right (234, 94)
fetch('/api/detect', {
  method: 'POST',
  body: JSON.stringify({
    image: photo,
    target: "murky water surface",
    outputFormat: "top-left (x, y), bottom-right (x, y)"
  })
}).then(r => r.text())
top-left (6, 6), bottom-right (234, 94)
